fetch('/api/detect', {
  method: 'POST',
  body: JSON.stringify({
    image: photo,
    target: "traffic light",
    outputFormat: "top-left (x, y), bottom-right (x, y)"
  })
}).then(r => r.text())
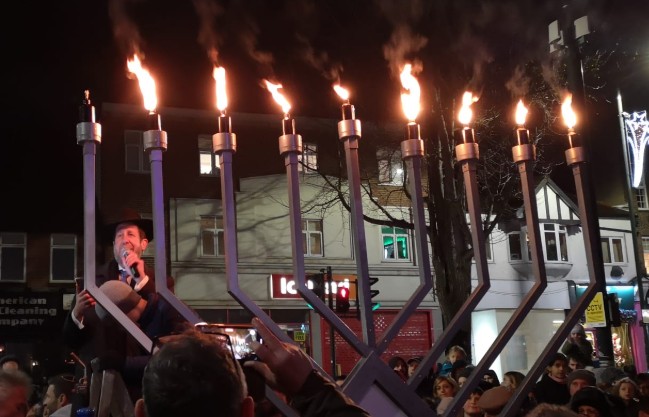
top-left (336, 286), bottom-right (350, 313)
top-left (310, 273), bottom-right (325, 302)
top-left (369, 277), bottom-right (380, 310)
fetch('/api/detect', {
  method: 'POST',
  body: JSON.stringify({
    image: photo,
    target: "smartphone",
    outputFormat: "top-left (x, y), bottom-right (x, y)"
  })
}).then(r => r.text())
top-left (195, 323), bottom-right (261, 361)
top-left (74, 277), bottom-right (84, 292)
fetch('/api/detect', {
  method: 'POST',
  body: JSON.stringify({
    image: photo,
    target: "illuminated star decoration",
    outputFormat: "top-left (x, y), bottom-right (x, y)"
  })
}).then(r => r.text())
top-left (622, 110), bottom-right (649, 188)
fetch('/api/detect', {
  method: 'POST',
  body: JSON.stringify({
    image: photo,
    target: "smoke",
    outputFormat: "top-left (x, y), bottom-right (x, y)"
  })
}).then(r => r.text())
top-left (382, 25), bottom-right (428, 78)
top-left (237, 11), bottom-right (274, 77)
top-left (192, 0), bottom-right (225, 64)
top-left (505, 65), bottom-right (530, 98)
top-left (108, 0), bottom-right (144, 58)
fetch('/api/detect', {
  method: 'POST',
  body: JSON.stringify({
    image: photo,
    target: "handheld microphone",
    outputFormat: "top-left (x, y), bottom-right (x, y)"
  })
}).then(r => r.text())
top-left (121, 249), bottom-right (140, 278)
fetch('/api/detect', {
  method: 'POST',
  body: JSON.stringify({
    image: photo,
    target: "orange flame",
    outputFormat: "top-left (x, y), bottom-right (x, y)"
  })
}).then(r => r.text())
top-left (561, 94), bottom-right (577, 129)
top-left (400, 64), bottom-right (421, 122)
top-left (214, 66), bottom-right (228, 113)
top-left (264, 80), bottom-right (291, 115)
top-left (458, 91), bottom-right (478, 126)
top-left (515, 100), bottom-right (528, 126)
top-left (333, 85), bottom-right (350, 101)
top-left (126, 55), bottom-right (158, 112)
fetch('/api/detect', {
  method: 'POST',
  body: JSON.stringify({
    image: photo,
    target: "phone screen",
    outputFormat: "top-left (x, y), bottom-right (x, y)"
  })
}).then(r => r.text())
top-left (195, 323), bottom-right (261, 360)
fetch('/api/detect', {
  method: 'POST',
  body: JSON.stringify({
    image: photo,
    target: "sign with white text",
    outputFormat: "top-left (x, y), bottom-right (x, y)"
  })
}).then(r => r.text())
top-left (269, 273), bottom-right (357, 299)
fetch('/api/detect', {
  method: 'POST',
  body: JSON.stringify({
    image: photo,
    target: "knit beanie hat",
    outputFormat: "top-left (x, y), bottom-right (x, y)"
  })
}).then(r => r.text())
top-left (95, 280), bottom-right (142, 320)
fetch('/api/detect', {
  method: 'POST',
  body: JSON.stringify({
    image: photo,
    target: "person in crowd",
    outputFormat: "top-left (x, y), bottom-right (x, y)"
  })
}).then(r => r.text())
top-left (477, 385), bottom-right (513, 417)
top-left (502, 371), bottom-right (525, 390)
top-left (41, 375), bottom-right (74, 417)
top-left (457, 367), bottom-right (474, 388)
top-left (567, 355), bottom-right (586, 373)
top-left (561, 324), bottom-right (593, 368)
top-left (246, 316), bottom-right (371, 417)
top-left (440, 346), bottom-right (468, 377)
top-left (636, 373), bottom-right (649, 399)
top-left (483, 370), bottom-right (500, 387)
top-left (638, 397), bottom-right (649, 417)
top-left (0, 370), bottom-right (31, 417)
top-left (533, 353), bottom-right (570, 406)
top-left (0, 356), bottom-right (22, 372)
top-left (388, 356), bottom-right (408, 381)
top-left (460, 386), bottom-right (484, 417)
top-left (611, 377), bottom-right (640, 417)
top-left (567, 369), bottom-right (596, 397)
top-left (595, 367), bottom-right (627, 393)
top-left (432, 375), bottom-right (459, 415)
top-left (451, 360), bottom-right (469, 384)
top-left (407, 357), bottom-right (422, 378)
top-left (524, 403), bottom-right (580, 417)
top-left (569, 386), bottom-right (616, 417)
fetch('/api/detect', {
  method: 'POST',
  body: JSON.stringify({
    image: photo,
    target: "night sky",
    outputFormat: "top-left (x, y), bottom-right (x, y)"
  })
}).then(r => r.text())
top-left (1, 0), bottom-right (648, 231)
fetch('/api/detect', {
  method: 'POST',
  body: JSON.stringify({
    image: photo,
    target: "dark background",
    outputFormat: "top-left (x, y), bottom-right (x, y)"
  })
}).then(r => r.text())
top-left (1, 0), bottom-right (648, 231)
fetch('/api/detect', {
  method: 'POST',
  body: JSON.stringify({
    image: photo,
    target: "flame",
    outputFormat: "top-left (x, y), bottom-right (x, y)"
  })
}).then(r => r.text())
top-left (561, 94), bottom-right (577, 129)
top-left (126, 55), bottom-right (158, 112)
top-left (458, 91), bottom-right (478, 126)
top-left (214, 66), bottom-right (228, 112)
top-left (264, 80), bottom-right (291, 115)
top-left (399, 64), bottom-right (421, 122)
top-left (515, 99), bottom-right (528, 126)
top-left (333, 85), bottom-right (350, 101)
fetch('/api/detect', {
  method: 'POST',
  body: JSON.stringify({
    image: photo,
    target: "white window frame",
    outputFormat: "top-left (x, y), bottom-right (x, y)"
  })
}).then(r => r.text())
top-left (200, 216), bottom-right (225, 257)
top-left (381, 226), bottom-right (411, 262)
top-left (541, 223), bottom-right (569, 262)
top-left (198, 134), bottom-right (219, 177)
top-left (298, 143), bottom-right (318, 173)
top-left (636, 186), bottom-right (648, 210)
top-left (124, 130), bottom-right (150, 174)
top-left (601, 236), bottom-right (626, 264)
top-left (0, 232), bottom-right (26, 282)
top-left (302, 219), bottom-right (324, 257)
top-left (642, 237), bottom-right (649, 272)
top-left (377, 148), bottom-right (404, 185)
top-left (50, 234), bottom-right (77, 282)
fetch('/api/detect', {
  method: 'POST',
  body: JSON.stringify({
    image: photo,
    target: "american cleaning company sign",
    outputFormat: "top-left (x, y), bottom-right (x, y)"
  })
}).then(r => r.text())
top-left (0, 292), bottom-right (64, 337)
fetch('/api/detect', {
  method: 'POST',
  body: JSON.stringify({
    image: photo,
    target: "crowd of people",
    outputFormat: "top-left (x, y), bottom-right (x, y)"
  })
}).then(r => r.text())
top-left (2, 208), bottom-right (649, 417)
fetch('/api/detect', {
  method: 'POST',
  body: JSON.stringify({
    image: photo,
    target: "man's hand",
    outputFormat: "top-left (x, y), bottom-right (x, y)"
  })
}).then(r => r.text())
top-left (72, 290), bottom-right (96, 321)
top-left (246, 317), bottom-right (314, 396)
top-left (122, 250), bottom-right (146, 279)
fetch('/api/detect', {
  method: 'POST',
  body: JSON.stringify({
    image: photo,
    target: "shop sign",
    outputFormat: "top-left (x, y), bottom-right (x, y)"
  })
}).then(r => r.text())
top-left (0, 292), bottom-right (65, 338)
top-left (584, 292), bottom-right (607, 327)
top-left (293, 331), bottom-right (306, 342)
top-left (269, 274), bottom-right (356, 299)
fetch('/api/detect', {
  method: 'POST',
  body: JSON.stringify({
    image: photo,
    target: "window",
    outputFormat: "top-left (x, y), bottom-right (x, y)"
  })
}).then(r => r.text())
top-left (298, 143), bottom-right (318, 173)
top-left (543, 224), bottom-right (568, 262)
top-left (377, 148), bottom-right (404, 185)
top-left (382, 226), bottom-right (410, 261)
top-left (124, 130), bottom-right (150, 173)
top-left (508, 233), bottom-right (523, 261)
top-left (643, 237), bottom-right (649, 272)
top-left (601, 237), bottom-right (625, 264)
top-left (200, 216), bottom-right (225, 257)
top-left (485, 238), bottom-right (493, 262)
top-left (302, 220), bottom-right (323, 257)
top-left (51, 234), bottom-right (76, 282)
top-left (636, 187), bottom-right (648, 210)
top-left (198, 135), bottom-right (219, 176)
top-left (0, 233), bottom-right (26, 282)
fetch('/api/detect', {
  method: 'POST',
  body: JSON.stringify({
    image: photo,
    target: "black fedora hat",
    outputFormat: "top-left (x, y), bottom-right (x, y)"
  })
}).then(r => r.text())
top-left (104, 207), bottom-right (154, 242)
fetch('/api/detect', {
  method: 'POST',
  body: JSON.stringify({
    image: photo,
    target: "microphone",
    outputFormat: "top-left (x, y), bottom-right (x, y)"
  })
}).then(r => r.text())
top-left (121, 249), bottom-right (140, 278)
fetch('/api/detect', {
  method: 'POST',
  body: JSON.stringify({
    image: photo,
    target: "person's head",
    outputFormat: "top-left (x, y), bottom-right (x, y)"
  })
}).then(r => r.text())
top-left (42, 374), bottom-right (74, 416)
top-left (569, 324), bottom-right (587, 342)
top-left (106, 208), bottom-right (153, 264)
top-left (568, 356), bottom-right (585, 372)
top-left (483, 370), bottom-right (500, 386)
top-left (0, 370), bottom-right (31, 417)
top-left (457, 366), bottom-right (475, 388)
top-left (502, 371), bottom-right (525, 390)
top-left (570, 386), bottom-right (612, 417)
top-left (407, 357), bottom-right (421, 377)
top-left (637, 373), bottom-right (649, 398)
top-left (525, 403), bottom-right (581, 417)
top-left (136, 329), bottom-right (253, 417)
top-left (567, 369), bottom-right (596, 396)
top-left (447, 346), bottom-right (467, 364)
top-left (545, 353), bottom-right (568, 380)
top-left (434, 375), bottom-right (458, 399)
top-left (388, 356), bottom-right (407, 374)
top-left (477, 386), bottom-right (514, 417)
top-left (463, 387), bottom-right (484, 417)
top-left (612, 377), bottom-right (638, 402)
top-left (95, 280), bottom-right (147, 322)
top-left (0, 356), bottom-right (20, 372)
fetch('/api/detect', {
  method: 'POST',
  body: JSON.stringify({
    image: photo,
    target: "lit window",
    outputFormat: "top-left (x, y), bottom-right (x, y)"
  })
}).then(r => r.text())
top-left (601, 237), bottom-right (625, 264)
top-left (382, 226), bottom-right (410, 261)
top-left (51, 234), bottom-right (76, 282)
top-left (198, 135), bottom-right (219, 176)
top-left (298, 143), bottom-right (318, 173)
top-left (377, 147), bottom-right (404, 185)
top-left (124, 130), bottom-right (150, 174)
top-left (636, 187), bottom-right (648, 210)
top-left (543, 224), bottom-right (569, 262)
top-left (0, 233), bottom-right (26, 282)
top-left (201, 216), bottom-right (225, 257)
top-left (642, 237), bottom-right (649, 272)
top-left (302, 220), bottom-right (323, 257)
